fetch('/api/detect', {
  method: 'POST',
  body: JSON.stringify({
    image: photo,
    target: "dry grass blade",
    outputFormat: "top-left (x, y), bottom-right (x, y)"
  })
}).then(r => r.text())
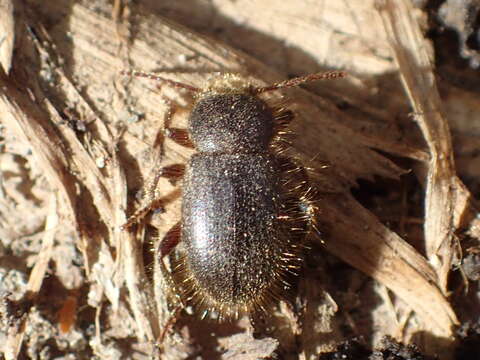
top-left (5, 315), bottom-right (27, 360)
top-left (0, 17), bottom-right (160, 355)
top-left (3, 196), bottom-right (58, 359)
top-left (26, 195), bottom-right (58, 294)
top-left (0, 0), bottom-right (14, 74)
top-left (0, 75), bottom-right (79, 360)
top-left (377, 0), bottom-right (477, 295)
top-left (319, 192), bottom-right (458, 340)
top-left (0, 74), bottom-right (80, 234)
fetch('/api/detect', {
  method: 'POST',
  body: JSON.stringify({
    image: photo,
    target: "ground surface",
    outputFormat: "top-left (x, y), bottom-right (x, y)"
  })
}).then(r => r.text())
top-left (0, 1), bottom-right (479, 359)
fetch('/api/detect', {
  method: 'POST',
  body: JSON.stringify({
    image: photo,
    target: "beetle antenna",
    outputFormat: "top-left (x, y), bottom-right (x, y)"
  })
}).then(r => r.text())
top-left (252, 70), bottom-right (347, 94)
top-left (120, 70), bottom-right (201, 93)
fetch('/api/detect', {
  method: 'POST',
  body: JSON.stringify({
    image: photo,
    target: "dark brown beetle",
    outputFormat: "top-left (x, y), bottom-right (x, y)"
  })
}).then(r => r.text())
top-left (122, 71), bottom-right (346, 319)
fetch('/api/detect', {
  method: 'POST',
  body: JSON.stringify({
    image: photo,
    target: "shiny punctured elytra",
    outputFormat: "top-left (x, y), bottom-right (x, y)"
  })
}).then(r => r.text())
top-left (122, 69), bottom-right (346, 319)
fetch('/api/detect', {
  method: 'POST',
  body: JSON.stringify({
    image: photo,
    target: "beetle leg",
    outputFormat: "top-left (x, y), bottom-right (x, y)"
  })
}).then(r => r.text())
top-left (121, 175), bottom-right (184, 230)
top-left (122, 97), bottom-right (192, 230)
top-left (164, 127), bottom-right (194, 148)
top-left (157, 305), bottom-right (183, 346)
top-left (159, 221), bottom-right (182, 258)
top-left (154, 222), bottom-right (184, 347)
top-left (162, 96), bottom-right (195, 149)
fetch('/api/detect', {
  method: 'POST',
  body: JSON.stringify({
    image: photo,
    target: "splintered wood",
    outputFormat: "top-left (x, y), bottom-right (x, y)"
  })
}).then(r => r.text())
top-left (0, 1), bottom-right (479, 359)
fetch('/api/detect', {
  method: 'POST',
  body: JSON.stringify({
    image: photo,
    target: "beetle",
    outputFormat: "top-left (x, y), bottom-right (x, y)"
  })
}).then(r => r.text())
top-left (121, 70), bottom-right (346, 320)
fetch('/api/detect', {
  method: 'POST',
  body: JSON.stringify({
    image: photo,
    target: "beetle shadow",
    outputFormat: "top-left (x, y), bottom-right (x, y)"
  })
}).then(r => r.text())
top-left (177, 316), bottom-right (246, 359)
